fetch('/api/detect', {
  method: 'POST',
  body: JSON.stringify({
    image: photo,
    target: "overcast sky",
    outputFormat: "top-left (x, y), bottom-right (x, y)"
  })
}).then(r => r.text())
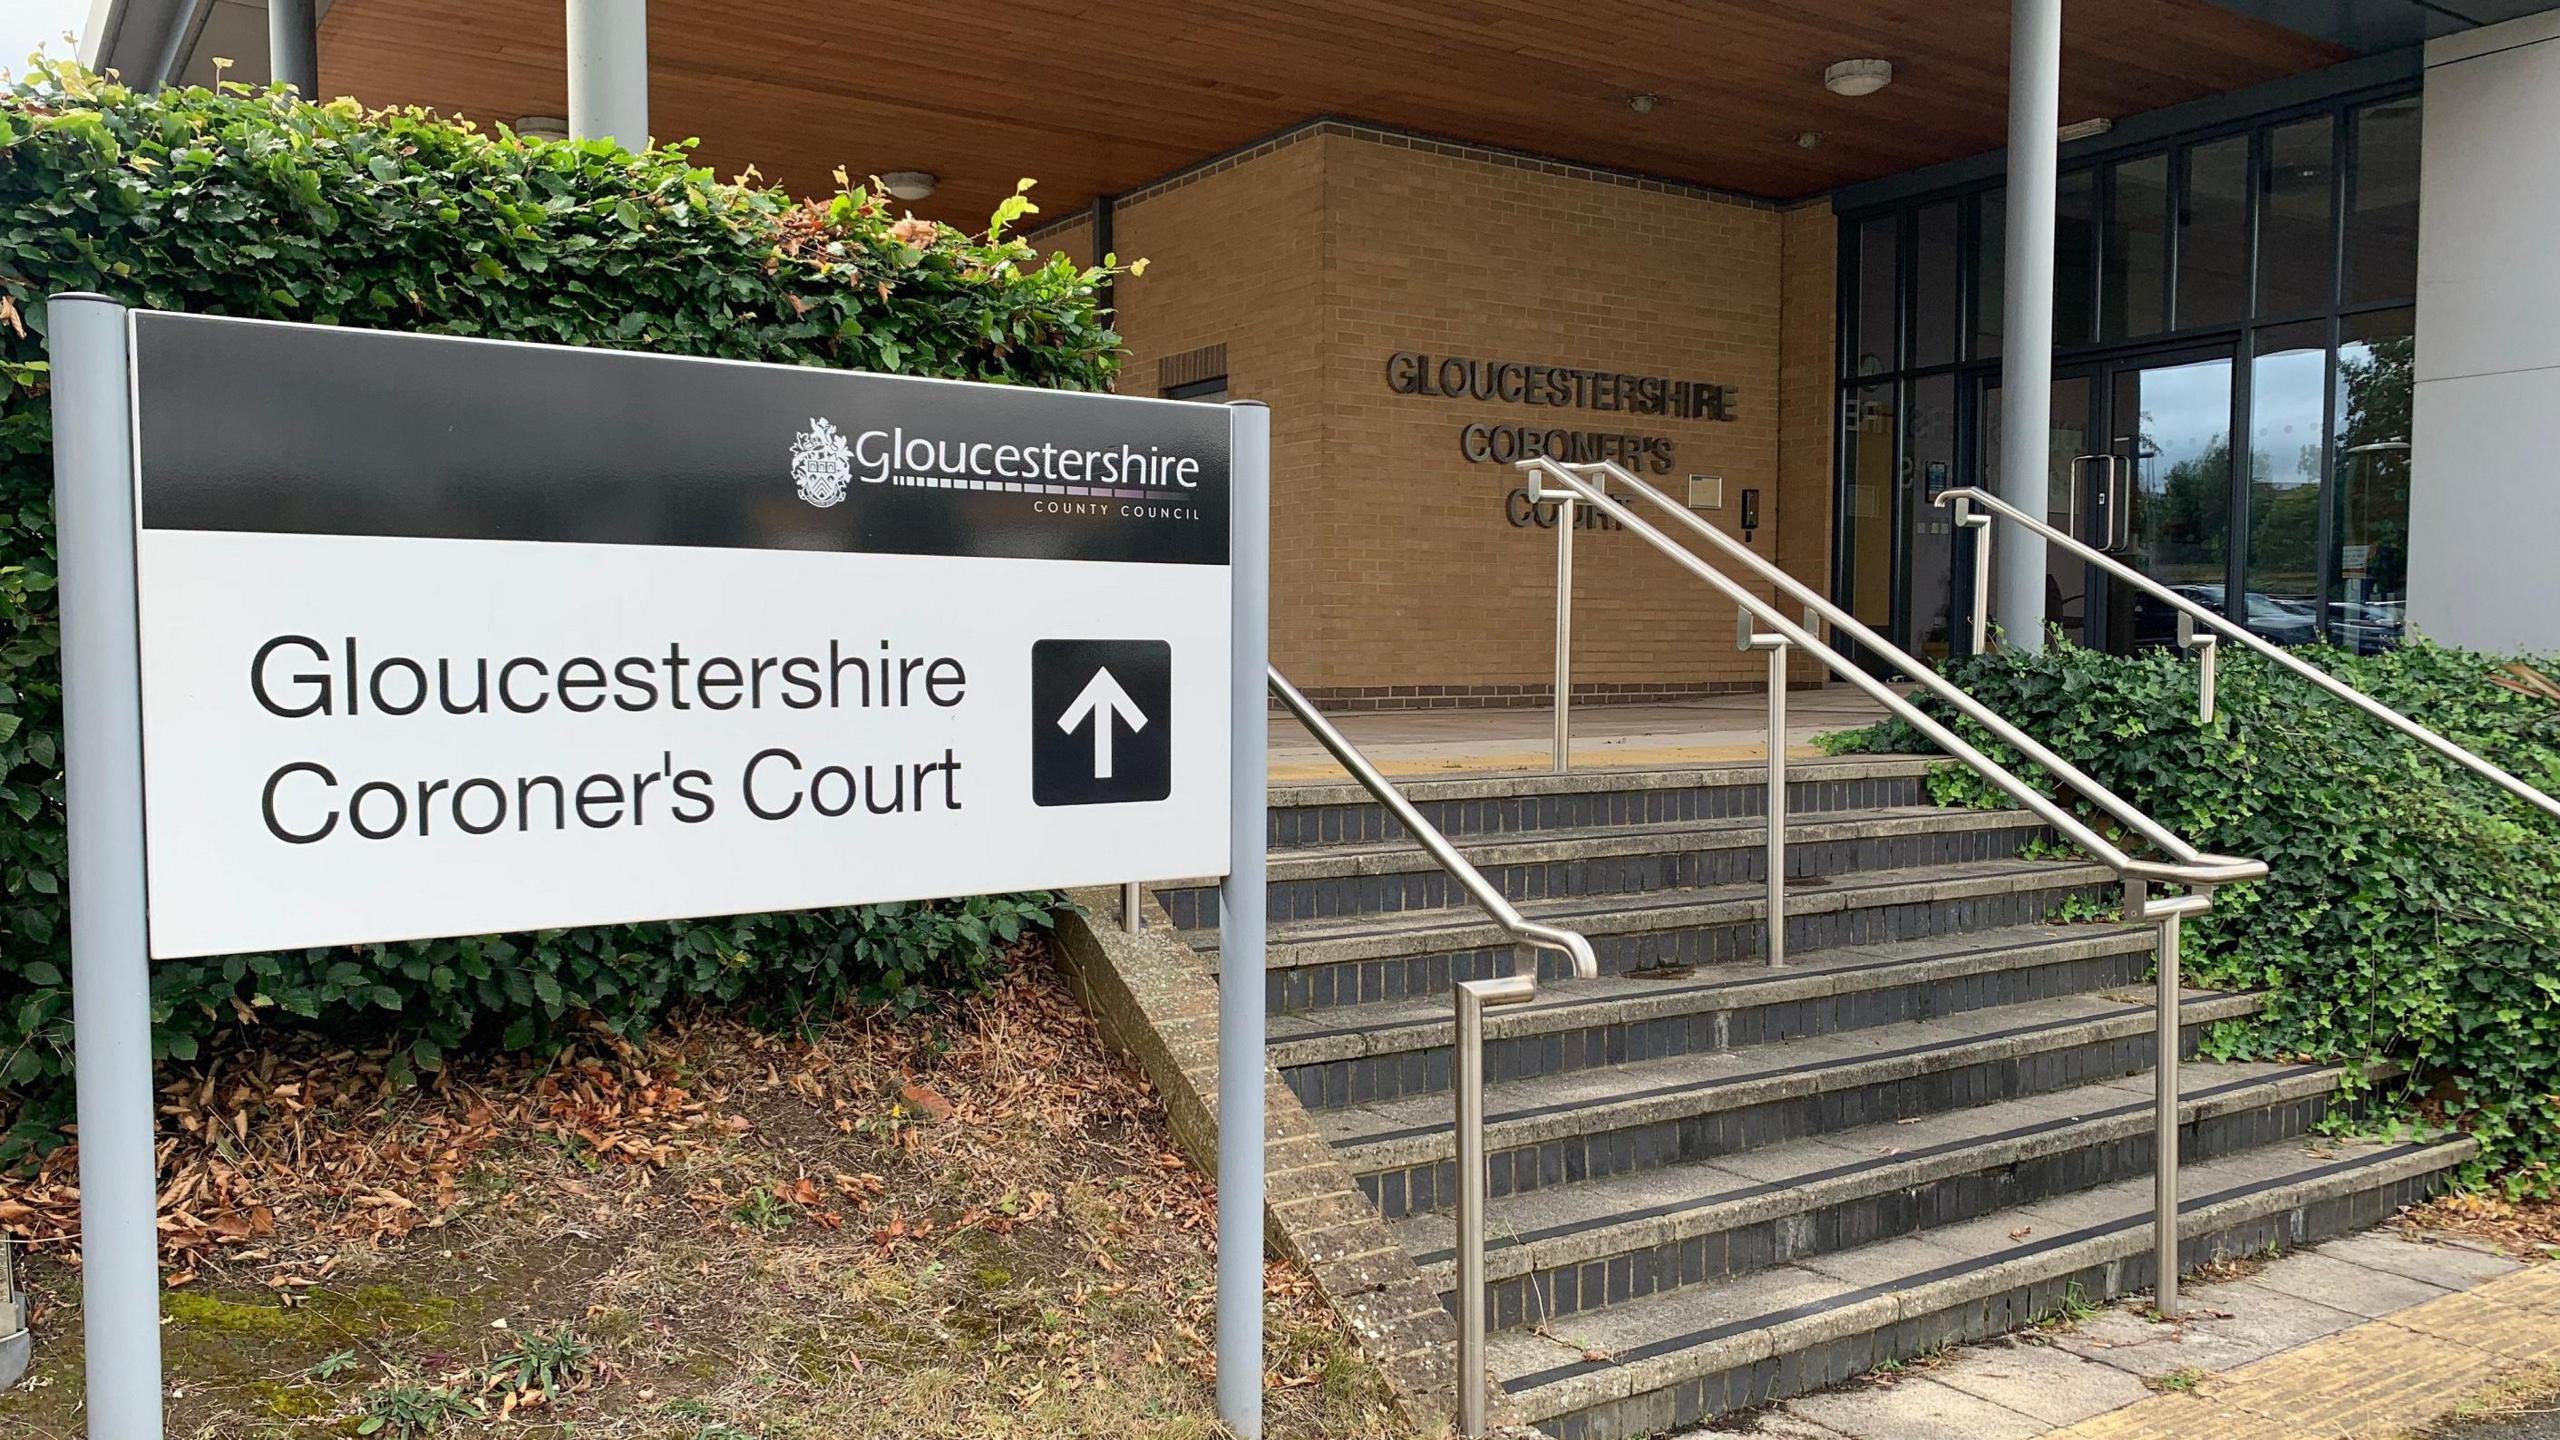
top-left (4, 0), bottom-right (91, 77)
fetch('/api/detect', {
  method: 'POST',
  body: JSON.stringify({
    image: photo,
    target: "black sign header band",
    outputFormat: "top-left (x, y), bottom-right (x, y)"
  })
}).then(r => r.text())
top-left (130, 312), bottom-right (1232, 566)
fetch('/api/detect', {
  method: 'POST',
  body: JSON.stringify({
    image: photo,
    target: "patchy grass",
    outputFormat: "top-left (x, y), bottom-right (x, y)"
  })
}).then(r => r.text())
top-left (0, 955), bottom-right (1415, 1439)
top-left (2143, 1366), bottom-right (2211, 1395)
top-left (2030, 1280), bottom-right (2108, 1333)
top-left (1854, 1345), bottom-right (1955, 1388)
top-left (2187, 1240), bottom-right (2284, 1286)
top-left (2421, 1361), bottom-right (2560, 1435)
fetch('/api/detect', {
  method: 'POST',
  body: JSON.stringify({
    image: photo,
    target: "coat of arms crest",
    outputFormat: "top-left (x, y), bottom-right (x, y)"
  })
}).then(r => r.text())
top-left (791, 418), bottom-right (854, 508)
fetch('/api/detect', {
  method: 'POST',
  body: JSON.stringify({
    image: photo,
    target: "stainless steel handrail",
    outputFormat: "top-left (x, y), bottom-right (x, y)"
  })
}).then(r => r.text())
top-left (1937, 484), bottom-right (2560, 825)
top-left (1264, 666), bottom-right (1587, 968)
top-left (1525, 459), bottom-right (2266, 889)
top-left (1268, 664), bottom-right (1599, 1438)
top-left (1145, 668), bottom-right (1625, 964)
top-left (1270, 667), bottom-right (1602, 978)
top-left (1524, 456), bottom-right (2265, 1323)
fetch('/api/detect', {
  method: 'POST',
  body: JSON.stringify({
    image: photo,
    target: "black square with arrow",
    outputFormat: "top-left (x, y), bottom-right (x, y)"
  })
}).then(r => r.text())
top-left (1032, 639), bottom-right (1173, 807)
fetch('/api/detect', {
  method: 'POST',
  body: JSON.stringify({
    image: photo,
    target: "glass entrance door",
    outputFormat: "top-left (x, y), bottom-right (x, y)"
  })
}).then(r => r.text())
top-left (1978, 345), bottom-right (2236, 653)
top-left (2087, 347), bottom-right (2235, 652)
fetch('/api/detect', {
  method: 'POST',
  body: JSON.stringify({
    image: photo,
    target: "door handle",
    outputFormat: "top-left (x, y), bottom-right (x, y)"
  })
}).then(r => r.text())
top-left (2107, 454), bottom-right (2135, 554)
top-left (2066, 453), bottom-right (2109, 543)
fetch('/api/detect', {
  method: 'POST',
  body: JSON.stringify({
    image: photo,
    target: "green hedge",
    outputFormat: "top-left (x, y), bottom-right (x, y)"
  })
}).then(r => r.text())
top-left (1825, 637), bottom-right (2560, 1190)
top-left (0, 64), bottom-right (1125, 1151)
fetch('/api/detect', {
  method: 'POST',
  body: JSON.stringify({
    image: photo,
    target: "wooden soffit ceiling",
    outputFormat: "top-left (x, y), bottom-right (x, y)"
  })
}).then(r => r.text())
top-left (314, 0), bottom-right (2349, 223)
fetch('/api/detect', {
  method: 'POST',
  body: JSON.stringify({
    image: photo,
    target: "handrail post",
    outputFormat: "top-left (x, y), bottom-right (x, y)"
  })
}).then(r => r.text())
top-left (1553, 492), bottom-right (1576, 774)
top-left (1740, 607), bottom-right (1790, 966)
top-left (2129, 879), bottom-right (2199, 1321)
top-left (1954, 493), bottom-right (1994, 656)
top-left (1121, 880), bottom-right (1144, 935)
top-left (2176, 611), bottom-right (2219, 725)
top-left (2156, 896), bottom-right (2183, 1319)
top-left (1456, 973), bottom-right (1538, 1439)
top-left (1935, 483), bottom-right (2560, 825)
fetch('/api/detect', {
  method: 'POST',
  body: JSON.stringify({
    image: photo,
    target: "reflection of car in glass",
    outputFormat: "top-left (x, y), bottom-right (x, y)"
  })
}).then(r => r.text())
top-left (2138, 584), bottom-right (2319, 647)
top-left (2327, 599), bottom-right (2406, 655)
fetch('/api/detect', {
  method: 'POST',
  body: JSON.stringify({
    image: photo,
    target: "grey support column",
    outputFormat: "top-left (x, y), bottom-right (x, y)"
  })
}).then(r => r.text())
top-left (1996, 0), bottom-right (2062, 654)
top-left (1217, 400), bottom-right (1272, 1438)
top-left (566, 0), bottom-right (650, 150)
top-left (268, 0), bottom-right (318, 96)
top-left (52, 294), bottom-right (165, 1440)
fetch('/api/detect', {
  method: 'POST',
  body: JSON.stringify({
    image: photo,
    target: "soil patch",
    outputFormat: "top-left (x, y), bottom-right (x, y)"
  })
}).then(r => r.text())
top-left (0, 951), bottom-right (1414, 1438)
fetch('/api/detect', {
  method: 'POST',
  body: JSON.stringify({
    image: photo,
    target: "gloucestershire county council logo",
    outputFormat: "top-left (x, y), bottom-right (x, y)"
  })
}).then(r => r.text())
top-left (790, 418), bottom-right (853, 508)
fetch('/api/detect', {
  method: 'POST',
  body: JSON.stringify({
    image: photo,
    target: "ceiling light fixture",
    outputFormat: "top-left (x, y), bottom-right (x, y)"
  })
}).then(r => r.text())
top-left (1797, 131), bottom-right (1823, 150)
top-left (1629, 92), bottom-right (1663, 115)
top-left (880, 171), bottom-right (938, 201)
top-left (2057, 117), bottom-right (2115, 143)
top-left (1822, 59), bottom-right (1893, 98)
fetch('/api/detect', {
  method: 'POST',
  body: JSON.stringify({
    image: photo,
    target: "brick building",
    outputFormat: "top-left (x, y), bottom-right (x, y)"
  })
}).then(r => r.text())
top-left (1035, 122), bottom-right (1831, 706)
top-left (88, 0), bottom-right (2560, 699)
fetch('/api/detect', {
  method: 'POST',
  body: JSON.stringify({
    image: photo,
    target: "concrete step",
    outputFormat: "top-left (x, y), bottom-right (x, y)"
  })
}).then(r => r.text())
top-left (1395, 1059), bottom-right (2365, 1327)
top-left (1154, 805), bottom-right (2051, 930)
top-left (1328, 987), bottom-right (2263, 1222)
top-left (1270, 923), bottom-right (2156, 1112)
top-left (1263, 757), bottom-right (1942, 852)
top-left (1491, 1134), bottom-right (2471, 1438)
top-left (1223, 857), bottom-right (2121, 1015)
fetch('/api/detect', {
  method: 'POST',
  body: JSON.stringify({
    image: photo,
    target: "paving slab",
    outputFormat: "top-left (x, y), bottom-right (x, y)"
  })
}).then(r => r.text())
top-left (2314, 1227), bottom-right (2523, 1289)
top-left (1266, 690), bottom-right (1891, 781)
top-left (2048, 1288), bottom-right (2350, 1379)
top-left (2242, 1247), bottom-right (2455, 1318)
top-left (1676, 1237), bottom-right (2552, 1439)
top-left (1781, 1375), bottom-right (2048, 1440)
top-left (1926, 1335), bottom-right (2157, 1426)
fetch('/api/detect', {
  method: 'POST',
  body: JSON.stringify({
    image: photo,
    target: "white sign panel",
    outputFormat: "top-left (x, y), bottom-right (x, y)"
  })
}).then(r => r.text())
top-left (126, 313), bottom-right (1233, 958)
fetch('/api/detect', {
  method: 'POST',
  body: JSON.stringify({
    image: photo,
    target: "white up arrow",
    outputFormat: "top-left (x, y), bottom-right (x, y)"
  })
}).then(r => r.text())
top-left (1056, 666), bottom-right (1149, 779)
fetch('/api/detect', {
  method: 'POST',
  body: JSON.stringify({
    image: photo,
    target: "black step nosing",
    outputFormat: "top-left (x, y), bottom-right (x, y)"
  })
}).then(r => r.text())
top-left (1332, 992), bottom-right (2255, 1153)
top-left (1266, 759), bottom-right (1945, 808)
top-left (1271, 928), bottom-right (2151, 1049)
top-left (1265, 807), bottom-right (2037, 870)
top-left (1258, 859), bottom-right (2109, 951)
top-left (1405, 1064), bottom-right (2336, 1270)
top-left (1504, 1140), bottom-right (2454, 1393)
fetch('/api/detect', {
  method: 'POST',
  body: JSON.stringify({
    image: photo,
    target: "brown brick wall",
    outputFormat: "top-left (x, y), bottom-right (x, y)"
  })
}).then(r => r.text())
top-left (1040, 124), bottom-right (1838, 699)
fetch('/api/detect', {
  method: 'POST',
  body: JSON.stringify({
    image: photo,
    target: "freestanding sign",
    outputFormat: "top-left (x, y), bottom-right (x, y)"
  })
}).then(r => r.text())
top-left (48, 299), bottom-right (1272, 1439)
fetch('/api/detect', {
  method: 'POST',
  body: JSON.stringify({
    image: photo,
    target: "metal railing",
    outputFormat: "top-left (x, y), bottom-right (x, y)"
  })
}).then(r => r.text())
top-left (1524, 455), bottom-right (2268, 1324)
top-left (1266, 664), bottom-right (1598, 1438)
top-left (1269, 667), bottom-right (1601, 980)
top-left (1938, 485), bottom-right (2560, 825)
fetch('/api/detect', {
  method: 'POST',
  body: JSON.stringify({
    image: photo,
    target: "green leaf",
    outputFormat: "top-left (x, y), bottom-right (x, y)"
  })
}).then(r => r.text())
top-left (0, 62), bottom-right (1108, 1144)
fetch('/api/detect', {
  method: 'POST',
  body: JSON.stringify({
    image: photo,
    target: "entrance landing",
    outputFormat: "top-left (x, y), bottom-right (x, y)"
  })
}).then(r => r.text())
top-left (1270, 688), bottom-right (1891, 782)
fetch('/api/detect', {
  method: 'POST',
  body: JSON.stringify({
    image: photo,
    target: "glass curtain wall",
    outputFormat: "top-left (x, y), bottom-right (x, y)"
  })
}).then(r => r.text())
top-left (1835, 85), bottom-right (2421, 660)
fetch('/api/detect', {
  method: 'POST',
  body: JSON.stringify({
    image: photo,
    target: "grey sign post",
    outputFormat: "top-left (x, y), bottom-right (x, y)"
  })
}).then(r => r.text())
top-left (44, 297), bottom-right (1273, 1439)
top-left (52, 295), bottom-right (164, 1439)
top-left (1218, 400), bottom-right (1270, 1439)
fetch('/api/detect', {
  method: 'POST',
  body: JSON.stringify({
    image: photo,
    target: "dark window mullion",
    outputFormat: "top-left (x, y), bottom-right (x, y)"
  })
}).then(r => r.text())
top-left (2310, 108), bottom-right (2351, 642)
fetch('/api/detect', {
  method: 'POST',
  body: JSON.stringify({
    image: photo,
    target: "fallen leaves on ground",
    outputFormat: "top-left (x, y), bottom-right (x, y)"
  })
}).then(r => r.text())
top-left (2405, 1191), bottom-right (2560, 1258)
top-left (0, 951), bottom-right (1417, 1439)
